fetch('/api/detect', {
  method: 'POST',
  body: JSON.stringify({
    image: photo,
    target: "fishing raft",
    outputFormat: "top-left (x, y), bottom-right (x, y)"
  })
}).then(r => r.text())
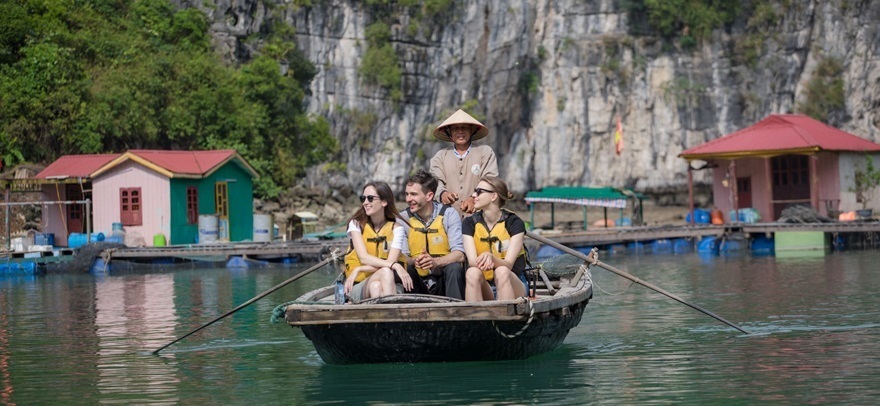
top-left (282, 255), bottom-right (594, 365)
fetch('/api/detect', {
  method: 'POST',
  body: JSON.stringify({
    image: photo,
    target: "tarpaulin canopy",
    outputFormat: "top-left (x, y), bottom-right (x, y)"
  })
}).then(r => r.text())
top-left (525, 186), bottom-right (632, 209)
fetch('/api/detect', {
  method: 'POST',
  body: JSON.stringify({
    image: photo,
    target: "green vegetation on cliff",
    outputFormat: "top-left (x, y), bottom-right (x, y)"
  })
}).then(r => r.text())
top-left (0, 0), bottom-right (336, 198)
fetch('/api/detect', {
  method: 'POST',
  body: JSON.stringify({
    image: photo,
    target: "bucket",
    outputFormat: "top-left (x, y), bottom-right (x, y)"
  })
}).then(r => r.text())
top-left (153, 233), bottom-right (167, 247)
top-left (112, 222), bottom-right (124, 231)
top-left (253, 213), bottom-right (273, 242)
top-left (198, 214), bottom-right (219, 244)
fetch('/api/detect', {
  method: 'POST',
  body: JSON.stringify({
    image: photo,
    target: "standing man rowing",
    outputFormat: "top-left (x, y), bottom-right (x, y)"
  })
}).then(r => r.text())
top-left (429, 109), bottom-right (499, 216)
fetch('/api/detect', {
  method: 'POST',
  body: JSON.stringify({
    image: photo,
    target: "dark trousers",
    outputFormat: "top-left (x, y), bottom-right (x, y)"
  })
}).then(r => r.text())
top-left (404, 262), bottom-right (465, 300)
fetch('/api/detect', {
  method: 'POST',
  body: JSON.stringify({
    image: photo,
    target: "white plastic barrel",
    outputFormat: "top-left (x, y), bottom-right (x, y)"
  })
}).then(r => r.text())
top-left (253, 213), bottom-right (273, 242)
top-left (198, 214), bottom-right (219, 244)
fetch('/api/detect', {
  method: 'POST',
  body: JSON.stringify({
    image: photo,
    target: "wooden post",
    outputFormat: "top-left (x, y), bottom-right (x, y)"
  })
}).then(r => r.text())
top-left (731, 161), bottom-right (739, 222)
top-left (86, 199), bottom-right (91, 244)
top-left (529, 203), bottom-right (535, 231)
top-left (688, 165), bottom-right (695, 225)
top-left (550, 203), bottom-right (555, 229)
top-left (4, 186), bottom-right (9, 250)
top-left (582, 206), bottom-right (587, 231)
top-left (810, 155), bottom-right (819, 211)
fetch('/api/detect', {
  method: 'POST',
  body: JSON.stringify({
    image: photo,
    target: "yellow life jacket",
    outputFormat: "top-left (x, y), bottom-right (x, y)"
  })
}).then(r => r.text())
top-left (472, 209), bottom-right (526, 281)
top-left (343, 220), bottom-right (395, 282)
top-left (406, 205), bottom-right (453, 277)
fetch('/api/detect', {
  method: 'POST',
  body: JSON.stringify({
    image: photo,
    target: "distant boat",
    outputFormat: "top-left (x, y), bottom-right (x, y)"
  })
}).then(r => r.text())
top-left (282, 262), bottom-right (593, 364)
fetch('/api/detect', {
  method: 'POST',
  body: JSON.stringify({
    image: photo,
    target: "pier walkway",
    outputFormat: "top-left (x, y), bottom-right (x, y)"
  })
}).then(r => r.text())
top-left (534, 221), bottom-right (880, 247)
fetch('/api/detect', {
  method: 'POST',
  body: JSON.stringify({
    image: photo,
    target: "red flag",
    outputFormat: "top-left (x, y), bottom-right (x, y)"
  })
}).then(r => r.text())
top-left (614, 116), bottom-right (623, 155)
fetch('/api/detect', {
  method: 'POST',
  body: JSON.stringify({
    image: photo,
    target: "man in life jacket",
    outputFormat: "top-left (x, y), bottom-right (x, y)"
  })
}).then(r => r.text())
top-left (400, 170), bottom-right (466, 299)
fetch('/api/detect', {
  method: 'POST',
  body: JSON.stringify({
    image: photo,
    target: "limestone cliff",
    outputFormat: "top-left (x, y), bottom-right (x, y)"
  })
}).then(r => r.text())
top-left (175, 0), bottom-right (880, 201)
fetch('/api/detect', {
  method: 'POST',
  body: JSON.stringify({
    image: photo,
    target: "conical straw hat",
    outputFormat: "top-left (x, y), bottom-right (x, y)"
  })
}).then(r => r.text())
top-left (432, 109), bottom-right (489, 142)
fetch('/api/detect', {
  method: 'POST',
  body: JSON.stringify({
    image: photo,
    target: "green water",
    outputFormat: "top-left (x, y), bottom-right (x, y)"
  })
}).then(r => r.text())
top-left (2, 250), bottom-right (880, 404)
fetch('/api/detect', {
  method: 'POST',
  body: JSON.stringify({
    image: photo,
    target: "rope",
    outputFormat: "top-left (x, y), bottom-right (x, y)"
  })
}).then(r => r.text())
top-left (493, 297), bottom-right (535, 338)
top-left (580, 248), bottom-right (634, 302)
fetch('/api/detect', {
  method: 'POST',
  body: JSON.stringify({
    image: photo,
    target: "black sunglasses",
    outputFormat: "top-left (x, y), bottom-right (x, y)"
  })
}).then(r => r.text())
top-left (359, 195), bottom-right (380, 203)
top-left (474, 187), bottom-right (495, 196)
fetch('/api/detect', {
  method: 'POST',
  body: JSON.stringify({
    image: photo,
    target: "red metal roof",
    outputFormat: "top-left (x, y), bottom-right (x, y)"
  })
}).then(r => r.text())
top-left (126, 149), bottom-right (240, 176)
top-left (35, 154), bottom-right (120, 179)
top-left (680, 114), bottom-right (880, 159)
top-left (36, 150), bottom-right (258, 179)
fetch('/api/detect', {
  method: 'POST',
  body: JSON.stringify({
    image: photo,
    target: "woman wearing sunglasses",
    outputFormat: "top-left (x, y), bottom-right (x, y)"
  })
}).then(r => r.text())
top-left (342, 181), bottom-right (413, 302)
top-left (461, 176), bottom-right (528, 301)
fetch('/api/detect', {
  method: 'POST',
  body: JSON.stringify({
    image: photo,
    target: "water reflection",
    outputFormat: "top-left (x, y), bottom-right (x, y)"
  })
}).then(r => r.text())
top-left (1, 252), bottom-right (879, 403)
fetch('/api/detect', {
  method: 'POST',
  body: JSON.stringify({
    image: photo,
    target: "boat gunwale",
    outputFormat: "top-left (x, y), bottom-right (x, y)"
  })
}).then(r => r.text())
top-left (284, 278), bottom-right (592, 325)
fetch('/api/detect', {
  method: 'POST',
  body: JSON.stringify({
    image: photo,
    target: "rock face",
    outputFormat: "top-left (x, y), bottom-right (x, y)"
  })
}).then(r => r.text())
top-left (176, 0), bottom-right (880, 199)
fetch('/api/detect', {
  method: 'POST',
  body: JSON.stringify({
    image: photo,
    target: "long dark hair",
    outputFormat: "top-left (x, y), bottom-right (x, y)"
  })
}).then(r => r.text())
top-left (350, 181), bottom-right (405, 229)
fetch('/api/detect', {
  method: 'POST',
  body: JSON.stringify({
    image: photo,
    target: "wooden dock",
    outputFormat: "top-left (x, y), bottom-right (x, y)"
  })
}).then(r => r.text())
top-left (98, 240), bottom-right (349, 263)
top-left (533, 221), bottom-right (880, 247)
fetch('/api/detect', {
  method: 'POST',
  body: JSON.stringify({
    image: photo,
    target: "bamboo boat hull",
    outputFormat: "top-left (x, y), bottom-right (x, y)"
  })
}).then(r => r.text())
top-left (297, 300), bottom-right (587, 364)
top-left (284, 274), bottom-right (592, 364)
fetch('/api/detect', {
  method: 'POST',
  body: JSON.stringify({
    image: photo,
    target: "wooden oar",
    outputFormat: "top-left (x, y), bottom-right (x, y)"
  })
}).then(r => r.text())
top-left (152, 255), bottom-right (337, 355)
top-left (527, 231), bottom-right (749, 334)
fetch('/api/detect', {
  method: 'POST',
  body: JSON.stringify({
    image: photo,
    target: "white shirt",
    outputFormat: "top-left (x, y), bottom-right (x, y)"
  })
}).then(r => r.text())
top-left (347, 219), bottom-right (406, 250)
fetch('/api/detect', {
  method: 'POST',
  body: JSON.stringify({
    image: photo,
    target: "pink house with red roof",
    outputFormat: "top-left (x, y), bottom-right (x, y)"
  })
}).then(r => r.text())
top-left (36, 150), bottom-right (258, 247)
top-left (680, 114), bottom-right (880, 221)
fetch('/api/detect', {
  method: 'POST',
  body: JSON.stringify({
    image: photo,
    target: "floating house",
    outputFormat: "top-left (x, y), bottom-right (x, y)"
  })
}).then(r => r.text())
top-left (35, 150), bottom-right (258, 247)
top-left (680, 114), bottom-right (880, 221)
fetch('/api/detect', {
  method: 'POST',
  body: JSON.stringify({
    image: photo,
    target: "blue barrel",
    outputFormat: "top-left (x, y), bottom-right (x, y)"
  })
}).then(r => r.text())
top-left (575, 246), bottom-right (596, 256)
top-left (607, 243), bottom-right (627, 254)
top-left (35, 233), bottom-right (55, 246)
top-left (535, 244), bottom-right (565, 260)
top-left (672, 238), bottom-right (693, 254)
top-left (618, 217), bottom-right (633, 227)
top-left (686, 209), bottom-right (711, 224)
top-left (112, 222), bottom-right (124, 231)
top-left (720, 238), bottom-right (746, 255)
top-left (750, 236), bottom-right (775, 256)
top-left (69, 233), bottom-right (86, 248)
top-left (697, 236), bottom-right (719, 254)
top-left (652, 239), bottom-right (673, 254)
top-left (105, 235), bottom-right (124, 244)
top-left (627, 241), bottom-right (646, 252)
top-left (69, 232), bottom-right (105, 248)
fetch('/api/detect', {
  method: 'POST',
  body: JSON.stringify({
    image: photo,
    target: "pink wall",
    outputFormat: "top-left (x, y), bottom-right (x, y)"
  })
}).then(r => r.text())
top-left (711, 158), bottom-right (772, 222)
top-left (93, 161), bottom-right (170, 246)
top-left (710, 153), bottom-right (844, 222)
top-left (40, 185), bottom-right (68, 246)
top-left (814, 152), bottom-right (840, 215)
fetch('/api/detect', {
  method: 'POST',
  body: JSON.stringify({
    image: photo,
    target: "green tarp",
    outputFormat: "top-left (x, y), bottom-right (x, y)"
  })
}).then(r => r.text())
top-left (525, 186), bottom-right (634, 208)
